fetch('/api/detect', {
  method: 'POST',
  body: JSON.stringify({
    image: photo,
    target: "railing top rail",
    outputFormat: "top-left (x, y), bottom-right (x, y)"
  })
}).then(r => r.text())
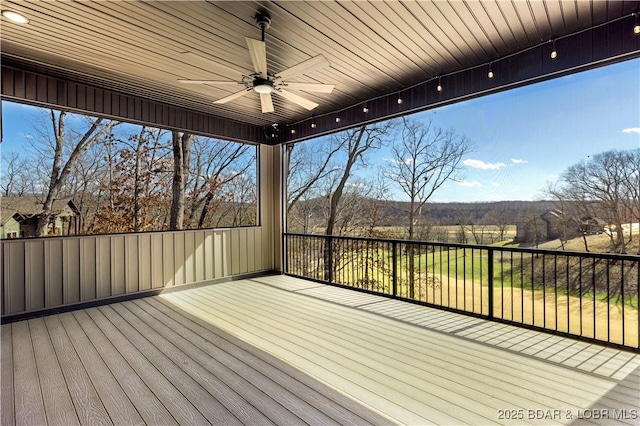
top-left (284, 232), bottom-right (640, 262)
top-left (0, 225), bottom-right (263, 243)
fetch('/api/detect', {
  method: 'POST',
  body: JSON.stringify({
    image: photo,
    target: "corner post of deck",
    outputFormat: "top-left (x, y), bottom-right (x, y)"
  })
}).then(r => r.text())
top-left (327, 235), bottom-right (333, 284)
top-left (487, 248), bottom-right (494, 319)
top-left (392, 241), bottom-right (398, 297)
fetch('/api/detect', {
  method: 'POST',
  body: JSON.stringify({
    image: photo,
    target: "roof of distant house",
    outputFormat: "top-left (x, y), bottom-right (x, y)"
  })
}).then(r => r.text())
top-left (0, 196), bottom-right (77, 225)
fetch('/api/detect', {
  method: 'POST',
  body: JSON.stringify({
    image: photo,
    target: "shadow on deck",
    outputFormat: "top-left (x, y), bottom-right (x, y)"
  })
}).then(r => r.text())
top-left (2, 274), bottom-right (639, 425)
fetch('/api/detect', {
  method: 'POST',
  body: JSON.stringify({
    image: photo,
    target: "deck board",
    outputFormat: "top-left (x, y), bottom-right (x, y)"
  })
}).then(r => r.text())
top-left (71, 309), bottom-right (177, 425)
top-left (89, 305), bottom-right (213, 425)
top-left (43, 315), bottom-right (112, 424)
top-left (57, 312), bottom-right (144, 425)
top-left (127, 299), bottom-right (341, 426)
top-left (11, 321), bottom-right (47, 426)
top-left (2, 275), bottom-right (639, 425)
top-left (110, 301), bottom-right (275, 425)
top-left (144, 297), bottom-right (389, 426)
top-left (1, 325), bottom-right (15, 426)
top-left (28, 318), bottom-right (79, 425)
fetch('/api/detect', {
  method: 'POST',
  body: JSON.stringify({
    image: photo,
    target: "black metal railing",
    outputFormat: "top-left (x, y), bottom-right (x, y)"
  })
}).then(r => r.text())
top-left (284, 233), bottom-right (640, 350)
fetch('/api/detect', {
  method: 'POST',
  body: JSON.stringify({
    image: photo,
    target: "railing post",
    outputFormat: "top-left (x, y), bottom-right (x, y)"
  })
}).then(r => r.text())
top-left (283, 234), bottom-right (288, 274)
top-left (327, 235), bottom-right (333, 284)
top-left (392, 241), bottom-right (398, 297)
top-left (487, 248), bottom-right (494, 319)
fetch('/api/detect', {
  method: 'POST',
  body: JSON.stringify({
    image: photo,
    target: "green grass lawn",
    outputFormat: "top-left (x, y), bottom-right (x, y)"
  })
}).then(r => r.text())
top-left (327, 245), bottom-right (639, 309)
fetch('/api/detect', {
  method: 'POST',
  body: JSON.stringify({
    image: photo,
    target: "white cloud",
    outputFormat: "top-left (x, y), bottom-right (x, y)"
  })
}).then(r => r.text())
top-left (456, 180), bottom-right (482, 188)
top-left (346, 182), bottom-right (365, 188)
top-left (622, 127), bottom-right (640, 134)
top-left (491, 182), bottom-right (500, 187)
top-left (511, 158), bottom-right (528, 164)
top-left (463, 159), bottom-right (506, 170)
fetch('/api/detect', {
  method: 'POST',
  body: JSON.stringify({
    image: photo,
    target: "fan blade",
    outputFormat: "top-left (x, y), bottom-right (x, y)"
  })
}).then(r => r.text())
top-left (260, 93), bottom-right (274, 113)
top-left (246, 37), bottom-right (268, 78)
top-left (277, 55), bottom-right (330, 80)
top-left (277, 89), bottom-right (319, 110)
top-left (178, 79), bottom-right (242, 85)
top-left (214, 89), bottom-right (251, 104)
top-left (283, 82), bottom-right (335, 93)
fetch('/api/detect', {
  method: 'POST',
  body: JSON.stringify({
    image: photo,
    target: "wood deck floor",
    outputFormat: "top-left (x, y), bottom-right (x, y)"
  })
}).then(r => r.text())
top-left (2, 275), bottom-right (639, 425)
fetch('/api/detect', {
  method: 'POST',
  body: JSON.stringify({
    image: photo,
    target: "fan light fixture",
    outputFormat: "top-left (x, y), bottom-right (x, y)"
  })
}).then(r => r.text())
top-left (250, 74), bottom-right (274, 94)
top-left (2, 10), bottom-right (29, 24)
top-left (487, 63), bottom-right (494, 79)
top-left (436, 76), bottom-right (442, 92)
top-left (253, 84), bottom-right (272, 94)
top-left (362, 106), bottom-right (369, 113)
top-left (634, 13), bottom-right (640, 34)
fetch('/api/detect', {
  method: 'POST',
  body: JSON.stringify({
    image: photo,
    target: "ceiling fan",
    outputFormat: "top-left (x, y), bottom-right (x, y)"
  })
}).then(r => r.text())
top-left (178, 12), bottom-right (335, 113)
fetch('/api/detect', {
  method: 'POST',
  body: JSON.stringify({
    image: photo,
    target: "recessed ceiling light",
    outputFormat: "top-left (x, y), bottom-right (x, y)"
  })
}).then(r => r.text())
top-left (2, 10), bottom-right (29, 24)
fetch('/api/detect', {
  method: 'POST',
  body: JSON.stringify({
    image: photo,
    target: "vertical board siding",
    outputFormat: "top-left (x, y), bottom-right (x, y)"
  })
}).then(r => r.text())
top-left (4, 242), bottom-right (26, 314)
top-left (151, 233), bottom-right (164, 289)
top-left (63, 238), bottom-right (81, 305)
top-left (111, 235), bottom-right (126, 296)
top-left (25, 241), bottom-right (45, 311)
top-left (80, 238), bottom-right (97, 301)
top-left (45, 239), bottom-right (64, 308)
top-left (125, 235), bottom-right (139, 294)
top-left (1, 228), bottom-right (269, 317)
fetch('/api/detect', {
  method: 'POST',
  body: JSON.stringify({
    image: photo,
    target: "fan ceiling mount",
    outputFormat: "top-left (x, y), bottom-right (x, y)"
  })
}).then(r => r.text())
top-left (178, 12), bottom-right (335, 113)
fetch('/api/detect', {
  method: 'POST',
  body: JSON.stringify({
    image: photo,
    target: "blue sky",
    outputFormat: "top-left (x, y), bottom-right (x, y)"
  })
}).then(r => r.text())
top-left (2, 58), bottom-right (639, 203)
top-left (375, 57), bottom-right (640, 202)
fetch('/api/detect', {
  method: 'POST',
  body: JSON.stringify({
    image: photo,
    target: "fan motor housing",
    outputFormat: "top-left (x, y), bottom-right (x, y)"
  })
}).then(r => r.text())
top-left (255, 12), bottom-right (271, 30)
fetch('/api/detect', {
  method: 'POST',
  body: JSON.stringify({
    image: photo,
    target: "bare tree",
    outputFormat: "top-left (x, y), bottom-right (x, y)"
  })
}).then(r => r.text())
top-left (286, 140), bottom-right (343, 216)
top-left (187, 137), bottom-right (254, 228)
top-left (485, 206), bottom-right (513, 242)
top-left (0, 152), bottom-right (31, 196)
top-left (388, 117), bottom-right (472, 241)
top-left (320, 124), bottom-right (392, 280)
top-left (522, 209), bottom-right (546, 250)
top-left (387, 117), bottom-right (472, 297)
top-left (551, 149), bottom-right (639, 253)
top-left (35, 110), bottom-right (118, 236)
top-left (213, 170), bottom-right (257, 227)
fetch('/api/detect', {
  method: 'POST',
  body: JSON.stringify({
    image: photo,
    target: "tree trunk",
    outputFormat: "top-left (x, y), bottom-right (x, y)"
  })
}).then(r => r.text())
top-left (323, 126), bottom-right (366, 281)
top-left (36, 112), bottom-right (114, 237)
top-left (133, 129), bottom-right (144, 232)
top-left (170, 132), bottom-right (193, 230)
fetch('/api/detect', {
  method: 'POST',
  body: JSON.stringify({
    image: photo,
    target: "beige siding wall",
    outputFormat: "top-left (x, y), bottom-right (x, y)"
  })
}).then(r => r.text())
top-left (1, 145), bottom-right (283, 317)
top-left (1, 227), bottom-right (271, 316)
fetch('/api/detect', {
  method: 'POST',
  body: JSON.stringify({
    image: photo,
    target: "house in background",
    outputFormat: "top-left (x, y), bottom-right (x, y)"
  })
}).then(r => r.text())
top-left (516, 210), bottom-right (608, 244)
top-left (0, 196), bottom-right (80, 238)
top-left (540, 209), bottom-right (581, 241)
top-left (515, 216), bottom-right (547, 244)
top-left (580, 216), bottom-right (607, 234)
top-left (0, 210), bottom-right (21, 239)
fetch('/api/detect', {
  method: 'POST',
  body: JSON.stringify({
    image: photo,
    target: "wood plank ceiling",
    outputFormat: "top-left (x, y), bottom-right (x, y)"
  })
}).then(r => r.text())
top-left (1, 1), bottom-right (639, 143)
